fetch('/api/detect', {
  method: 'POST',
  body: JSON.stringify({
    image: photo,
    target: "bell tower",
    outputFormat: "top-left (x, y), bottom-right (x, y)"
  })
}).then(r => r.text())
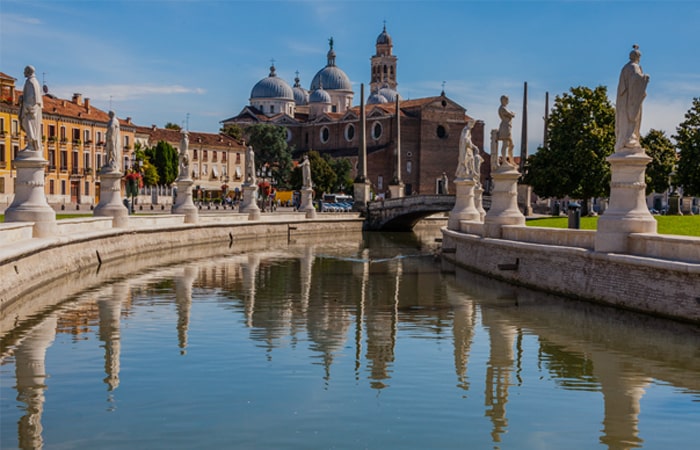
top-left (370, 23), bottom-right (398, 92)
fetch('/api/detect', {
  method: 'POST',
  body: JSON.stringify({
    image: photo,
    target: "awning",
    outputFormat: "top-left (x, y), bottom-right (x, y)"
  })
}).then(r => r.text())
top-left (212, 166), bottom-right (219, 177)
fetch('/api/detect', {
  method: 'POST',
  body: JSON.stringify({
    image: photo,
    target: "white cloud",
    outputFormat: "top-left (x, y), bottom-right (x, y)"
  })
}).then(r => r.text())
top-left (52, 84), bottom-right (206, 102)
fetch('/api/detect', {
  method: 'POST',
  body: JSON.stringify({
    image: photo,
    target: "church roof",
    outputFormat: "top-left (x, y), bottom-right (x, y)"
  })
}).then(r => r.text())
top-left (310, 39), bottom-right (352, 91)
top-left (376, 25), bottom-right (392, 46)
top-left (250, 65), bottom-right (294, 101)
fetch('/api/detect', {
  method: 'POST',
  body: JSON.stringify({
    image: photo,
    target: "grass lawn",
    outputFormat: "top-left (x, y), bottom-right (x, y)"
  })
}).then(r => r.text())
top-left (527, 215), bottom-right (700, 237)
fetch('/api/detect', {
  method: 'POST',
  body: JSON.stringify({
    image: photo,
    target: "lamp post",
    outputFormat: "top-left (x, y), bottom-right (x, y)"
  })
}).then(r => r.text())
top-left (257, 165), bottom-right (272, 212)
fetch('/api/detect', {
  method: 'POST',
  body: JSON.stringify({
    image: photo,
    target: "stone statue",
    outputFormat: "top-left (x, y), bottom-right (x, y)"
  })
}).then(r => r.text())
top-left (246, 145), bottom-right (256, 185)
top-left (179, 130), bottom-right (190, 178)
top-left (490, 129), bottom-right (499, 170)
top-left (456, 120), bottom-right (478, 179)
top-left (105, 110), bottom-right (120, 169)
top-left (497, 95), bottom-right (515, 163)
top-left (18, 65), bottom-right (43, 153)
top-left (441, 172), bottom-right (449, 194)
top-left (616, 45), bottom-right (650, 152)
top-left (473, 144), bottom-right (483, 180)
top-left (300, 154), bottom-right (312, 189)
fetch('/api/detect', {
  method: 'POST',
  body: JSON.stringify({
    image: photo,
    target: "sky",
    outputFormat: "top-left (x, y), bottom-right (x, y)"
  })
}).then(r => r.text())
top-left (2, 0), bottom-right (699, 154)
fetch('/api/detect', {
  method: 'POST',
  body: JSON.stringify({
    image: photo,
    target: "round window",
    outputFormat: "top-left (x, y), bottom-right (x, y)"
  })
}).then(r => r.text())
top-left (345, 123), bottom-right (355, 142)
top-left (437, 125), bottom-right (447, 139)
top-left (320, 126), bottom-right (330, 143)
top-left (372, 122), bottom-right (382, 140)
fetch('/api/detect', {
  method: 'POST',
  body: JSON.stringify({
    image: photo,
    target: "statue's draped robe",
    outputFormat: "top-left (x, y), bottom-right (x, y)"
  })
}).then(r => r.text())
top-left (616, 61), bottom-right (648, 151)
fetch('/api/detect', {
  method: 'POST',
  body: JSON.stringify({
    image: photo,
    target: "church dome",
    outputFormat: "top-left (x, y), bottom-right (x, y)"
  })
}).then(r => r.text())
top-left (292, 73), bottom-right (309, 105)
top-left (250, 65), bottom-right (294, 100)
top-left (378, 86), bottom-right (400, 103)
top-left (309, 86), bottom-right (332, 104)
top-left (310, 39), bottom-right (352, 91)
top-left (367, 89), bottom-right (389, 105)
top-left (376, 25), bottom-right (392, 46)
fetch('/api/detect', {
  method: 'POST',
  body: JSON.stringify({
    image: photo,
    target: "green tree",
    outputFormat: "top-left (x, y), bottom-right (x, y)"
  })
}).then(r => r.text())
top-left (164, 122), bottom-right (182, 131)
top-left (674, 97), bottom-right (700, 196)
top-left (245, 123), bottom-right (293, 189)
top-left (134, 143), bottom-right (160, 186)
top-left (326, 154), bottom-right (353, 193)
top-left (221, 123), bottom-right (244, 141)
top-left (290, 150), bottom-right (336, 197)
top-left (145, 140), bottom-right (178, 185)
top-left (524, 86), bottom-right (615, 214)
top-left (641, 129), bottom-right (676, 195)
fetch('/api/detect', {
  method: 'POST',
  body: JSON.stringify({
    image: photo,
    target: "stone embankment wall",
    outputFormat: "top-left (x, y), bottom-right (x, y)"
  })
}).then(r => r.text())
top-left (0, 214), bottom-right (364, 318)
top-left (441, 226), bottom-right (700, 325)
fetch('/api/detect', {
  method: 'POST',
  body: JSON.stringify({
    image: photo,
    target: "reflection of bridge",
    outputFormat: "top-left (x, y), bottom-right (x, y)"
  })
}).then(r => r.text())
top-left (365, 195), bottom-right (456, 231)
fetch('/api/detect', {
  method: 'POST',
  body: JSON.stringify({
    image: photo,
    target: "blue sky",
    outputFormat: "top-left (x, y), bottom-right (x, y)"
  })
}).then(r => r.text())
top-left (2, 0), bottom-right (699, 154)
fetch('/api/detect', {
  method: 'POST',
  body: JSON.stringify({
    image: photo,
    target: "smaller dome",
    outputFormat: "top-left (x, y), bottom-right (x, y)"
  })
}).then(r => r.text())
top-left (309, 86), bottom-right (331, 104)
top-left (250, 65), bottom-right (294, 100)
top-left (378, 86), bottom-right (400, 103)
top-left (376, 25), bottom-right (392, 46)
top-left (367, 90), bottom-right (388, 105)
top-left (293, 73), bottom-right (309, 105)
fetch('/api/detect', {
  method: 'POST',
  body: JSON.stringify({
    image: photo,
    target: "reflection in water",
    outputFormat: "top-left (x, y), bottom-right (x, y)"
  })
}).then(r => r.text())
top-left (1, 231), bottom-right (699, 450)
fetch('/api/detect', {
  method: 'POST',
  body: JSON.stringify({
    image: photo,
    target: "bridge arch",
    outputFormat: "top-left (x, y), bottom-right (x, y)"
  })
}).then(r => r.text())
top-left (365, 195), bottom-right (455, 231)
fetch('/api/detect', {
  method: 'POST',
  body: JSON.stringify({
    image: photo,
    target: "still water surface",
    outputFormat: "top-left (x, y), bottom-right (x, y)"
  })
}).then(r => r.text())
top-left (1, 231), bottom-right (699, 449)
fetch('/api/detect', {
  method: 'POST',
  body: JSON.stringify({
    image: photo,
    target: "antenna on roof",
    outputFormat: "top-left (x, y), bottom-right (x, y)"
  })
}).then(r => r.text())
top-left (109, 95), bottom-right (113, 110)
top-left (186, 113), bottom-right (190, 131)
top-left (42, 72), bottom-right (48, 94)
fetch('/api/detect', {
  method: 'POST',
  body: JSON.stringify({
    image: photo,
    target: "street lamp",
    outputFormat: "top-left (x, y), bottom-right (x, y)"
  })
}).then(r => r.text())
top-left (257, 164), bottom-right (272, 212)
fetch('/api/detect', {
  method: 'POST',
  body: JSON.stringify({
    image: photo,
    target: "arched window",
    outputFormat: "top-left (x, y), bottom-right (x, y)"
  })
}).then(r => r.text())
top-left (345, 123), bottom-right (355, 142)
top-left (320, 126), bottom-right (330, 143)
top-left (372, 122), bottom-right (382, 140)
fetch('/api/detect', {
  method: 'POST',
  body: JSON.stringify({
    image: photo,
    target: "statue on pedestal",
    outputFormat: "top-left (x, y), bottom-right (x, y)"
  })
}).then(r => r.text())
top-left (456, 120), bottom-right (477, 180)
top-left (179, 130), bottom-right (190, 179)
top-left (18, 65), bottom-right (43, 153)
top-left (497, 95), bottom-right (515, 165)
top-left (300, 154), bottom-right (312, 189)
top-left (616, 45), bottom-right (650, 153)
top-left (246, 145), bottom-right (256, 185)
top-left (105, 110), bottom-right (120, 170)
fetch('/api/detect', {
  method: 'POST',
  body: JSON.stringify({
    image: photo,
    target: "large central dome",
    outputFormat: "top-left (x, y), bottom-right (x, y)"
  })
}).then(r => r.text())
top-left (310, 40), bottom-right (352, 92)
top-left (250, 65), bottom-right (294, 100)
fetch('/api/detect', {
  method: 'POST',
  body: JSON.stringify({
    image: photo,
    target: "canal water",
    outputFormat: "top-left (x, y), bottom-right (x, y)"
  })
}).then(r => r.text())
top-left (1, 230), bottom-right (699, 449)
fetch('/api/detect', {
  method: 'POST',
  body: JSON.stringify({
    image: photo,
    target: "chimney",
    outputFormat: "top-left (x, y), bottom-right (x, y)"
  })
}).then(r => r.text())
top-left (152, 124), bottom-right (157, 131)
top-left (72, 93), bottom-right (82, 105)
top-left (126, 117), bottom-right (132, 124)
top-left (84, 98), bottom-right (90, 112)
top-left (61, 100), bottom-right (66, 107)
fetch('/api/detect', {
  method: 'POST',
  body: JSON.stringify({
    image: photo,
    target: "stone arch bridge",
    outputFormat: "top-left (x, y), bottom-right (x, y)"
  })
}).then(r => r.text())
top-left (365, 195), bottom-right (456, 231)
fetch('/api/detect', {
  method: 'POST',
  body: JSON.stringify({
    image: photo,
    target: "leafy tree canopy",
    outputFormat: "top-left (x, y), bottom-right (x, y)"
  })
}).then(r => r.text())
top-left (134, 143), bottom-right (159, 186)
top-left (326, 154), bottom-right (354, 194)
top-left (524, 85), bottom-right (615, 212)
top-left (145, 140), bottom-right (178, 185)
top-left (164, 122), bottom-right (182, 131)
top-left (673, 97), bottom-right (700, 196)
top-left (245, 123), bottom-right (293, 189)
top-left (641, 129), bottom-right (676, 195)
top-left (220, 123), bottom-right (244, 142)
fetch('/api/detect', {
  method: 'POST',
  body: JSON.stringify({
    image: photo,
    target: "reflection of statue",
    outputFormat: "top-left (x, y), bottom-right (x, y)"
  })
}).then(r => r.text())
top-left (246, 145), bottom-right (256, 185)
top-left (18, 65), bottom-right (43, 152)
top-left (616, 45), bottom-right (649, 152)
top-left (497, 95), bottom-right (515, 163)
top-left (300, 154), bottom-right (312, 189)
top-left (456, 120), bottom-right (478, 179)
top-left (179, 130), bottom-right (189, 178)
top-left (105, 110), bottom-right (120, 169)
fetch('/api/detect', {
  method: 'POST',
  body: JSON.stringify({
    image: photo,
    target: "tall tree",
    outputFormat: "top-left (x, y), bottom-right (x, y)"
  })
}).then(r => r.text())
top-left (134, 143), bottom-right (159, 186)
top-left (245, 123), bottom-right (293, 189)
top-left (221, 123), bottom-right (244, 142)
top-left (641, 129), bottom-right (676, 195)
top-left (325, 154), bottom-right (353, 193)
top-left (145, 140), bottom-right (178, 185)
top-left (524, 86), bottom-right (615, 214)
top-left (673, 97), bottom-right (700, 196)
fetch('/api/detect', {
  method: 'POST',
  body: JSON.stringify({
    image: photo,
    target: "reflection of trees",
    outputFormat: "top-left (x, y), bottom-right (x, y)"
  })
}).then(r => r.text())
top-left (539, 341), bottom-right (597, 389)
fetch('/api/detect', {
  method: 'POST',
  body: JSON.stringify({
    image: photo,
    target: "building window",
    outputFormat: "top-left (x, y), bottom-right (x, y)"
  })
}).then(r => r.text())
top-left (286, 128), bottom-right (292, 142)
top-left (193, 149), bottom-right (198, 160)
top-left (320, 126), bottom-right (330, 144)
top-left (345, 124), bottom-right (355, 142)
top-left (96, 131), bottom-right (103, 144)
top-left (270, 105), bottom-right (275, 114)
top-left (372, 122), bottom-right (382, 140)
top-left (203, 150), bottom-right (208, 161)
top-left (72, 128), bottom-right (80, 142)
top-left (436, 125), bottom-right (447, 139)
top-left (60, 126), bottom-right (66, 142)
top-left (84, 181), bottom-right (90, 196)
top-left (123, 135), bottom-right (130, 149)
top-left (0, 117), bottom-right (5, 134)
top-left (61, 180), bottom-right (66, 195)
top-left (48, 150), bottom-right (55, 169)
top-left (13, 145), bottom-right (19, 159)
top-left (83, 129), bottom-right (91, 143)
top-left (49, 179), bottom-right (55, 195)
top-left (11, 120), bottom-right (19, 136)
top-left (235, 153), bottom-right (240, 163)
top-left (96, 153), bottom-right (102, 168)
top-left (406, 161), bottom-right (412, 174)
top-left (378, 175), bottom-right (383, 191)
top-left (0, 143), bottom-right (5, 166)
top-left (0, 177), bottom-right (4, 194)
top-left (84, 152), bottom-right (90, 170)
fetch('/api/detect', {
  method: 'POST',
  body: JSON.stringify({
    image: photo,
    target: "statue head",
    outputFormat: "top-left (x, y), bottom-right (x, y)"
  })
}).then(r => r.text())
top-left (629, 44), bottom-right (641, 63)
top-left (24, 65), bottom-right (35, 78)
top-left (500, 95), bottom-right (509, 106)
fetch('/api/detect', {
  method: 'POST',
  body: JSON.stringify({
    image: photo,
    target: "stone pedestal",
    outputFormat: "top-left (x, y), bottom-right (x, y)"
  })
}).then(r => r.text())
top-left (353, 181), bottom-right (370, 212)
top-left (448, 178), bottom-right (481, 230)
top-left (239, 184), bottom-right (260, 220)
top-left (475, 184), bottom-right (487, 222)
top-left (172, 178), bottom-right (199, 223)
top-left (4, 151), bottom-right (57, 237)
top-left (595, 151), bottom-right (657, 253)
top-left (680, 197), bottom-right (694, 215)
top-left (299, 188), bottom-right (316, 218)
top-left (484, 163), bottom-right (525, 238)
top-left (388, 183), bottom-right (404, 199)
top-left (518, 183), bottom-right (533, 216)
top-left (94, 168), bottom-right (129, 228)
